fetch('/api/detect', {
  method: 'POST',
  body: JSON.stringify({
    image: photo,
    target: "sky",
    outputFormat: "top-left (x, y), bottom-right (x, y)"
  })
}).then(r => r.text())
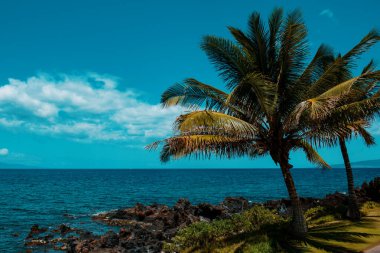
top-left (0, 0), bottom-right (379, 168)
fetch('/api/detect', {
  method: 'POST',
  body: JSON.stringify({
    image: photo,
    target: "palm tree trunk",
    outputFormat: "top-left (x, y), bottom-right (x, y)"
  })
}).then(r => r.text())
top-left (338, 137), bottom-right (361, 220)
top-left (279, 159), bottom-right (308, 236)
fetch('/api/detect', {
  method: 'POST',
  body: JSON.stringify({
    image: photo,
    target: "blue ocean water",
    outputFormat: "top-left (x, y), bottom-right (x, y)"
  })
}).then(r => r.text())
top-left (0, 168), bottom-right (379, 252)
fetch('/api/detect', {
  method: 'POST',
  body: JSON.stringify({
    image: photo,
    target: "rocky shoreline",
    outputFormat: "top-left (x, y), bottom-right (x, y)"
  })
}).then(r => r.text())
top-left (24, 177), bottom-right (380, 253)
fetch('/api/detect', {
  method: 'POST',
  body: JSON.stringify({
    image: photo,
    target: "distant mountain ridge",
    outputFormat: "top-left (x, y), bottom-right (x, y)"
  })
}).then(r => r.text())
top-left (0, 159), bottom-right (379, 169)
top-left (333, 159), bottom-right (380, 168)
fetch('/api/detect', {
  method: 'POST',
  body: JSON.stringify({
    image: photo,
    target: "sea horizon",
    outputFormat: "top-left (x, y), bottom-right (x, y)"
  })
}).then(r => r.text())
top-left (2, 167), bottom-right (380, 170)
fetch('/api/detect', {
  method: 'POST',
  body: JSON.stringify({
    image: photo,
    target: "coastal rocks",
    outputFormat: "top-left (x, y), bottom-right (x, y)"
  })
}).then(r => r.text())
top-left (25, 197), bottom-right (250, 252)
top-left (195, 203), bottom-right (225, 219)
top-left (95, 197), bottom-right (250, 225)
top-left (53, 224), bottom-right (76, 235)
top-left (77, 198), bottom-right (250, 252)
top-left (359, 177), bottom-right (380, 201)
top-left (27, 224), bottom-right (48, 239)
top-left (99, 231), bottom-right (119, 248)
top-left (68, 226), bottom-right (163, 253)
top-left (264, 197), bottom-right (320, 215)
top-left (24, 224), bottom-right (96, 252)
top-left (221, 197), bottom-right (249, 213)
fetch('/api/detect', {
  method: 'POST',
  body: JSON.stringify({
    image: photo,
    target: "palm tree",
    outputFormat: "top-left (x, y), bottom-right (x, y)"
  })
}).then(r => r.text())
top-left (148, 8), bottom-right (380, 236)
top-left (321, 59), bottom-right (380, 220)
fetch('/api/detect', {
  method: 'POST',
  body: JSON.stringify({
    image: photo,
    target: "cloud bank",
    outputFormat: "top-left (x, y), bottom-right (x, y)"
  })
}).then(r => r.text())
top-left (0, 73), bottom-right (181, 142)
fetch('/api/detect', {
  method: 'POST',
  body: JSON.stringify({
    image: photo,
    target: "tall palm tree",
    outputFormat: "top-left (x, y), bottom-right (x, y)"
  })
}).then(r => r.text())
top-left (321, 60), bottom-right (380, 220)
top-left (148, 8), bottom-right (380, 236)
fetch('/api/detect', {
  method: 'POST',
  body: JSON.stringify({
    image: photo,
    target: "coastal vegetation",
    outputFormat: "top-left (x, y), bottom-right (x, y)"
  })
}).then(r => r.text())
top-left (148, 7), bottom-right (380, 237)
top-left (163, 201), bottom-right (380, 252)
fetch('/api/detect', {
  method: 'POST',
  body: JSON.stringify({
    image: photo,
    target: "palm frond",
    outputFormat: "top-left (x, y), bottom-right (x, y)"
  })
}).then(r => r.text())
top-left (174, 110), bottom-right (258, 138)
top-left (287, 72), bottom-right (380, 127)
top-left (322, 96), bottom-right (380, 128)
top-left (284, 45), bottom-right (335, 114)
top-left (228, 72), bottom-right (278, 117)
top-left (277, 9), bottom-right (308, 87)
top-left (298, 45), bottom-right (334, 84)
top-left (228, 27), bottom-right (255, 55)
top-left (267, 7), bottom-right (283, 76)
top-left (344, 29), bottom-right (380, 68)
top-left (349, 121), bottom-right (375, 146)
top-left (247, 12), bottom-right (269, 73)
top-left (303, 126), bottom-right (349, 148)
top-left (307, 30), bottom-right (380, 97)
top-left (201, 36), bottom-right (253, 88)
top-left (293, 140), bottom-right (331, 169)
top-left (161, 78), bottom-right (244, 114)
top-left (362, 59), bottom-right (376, 74)
top-left (153, 135), bottom-right (258, 162)
top-left (303, 119), bottom-right (375, 148)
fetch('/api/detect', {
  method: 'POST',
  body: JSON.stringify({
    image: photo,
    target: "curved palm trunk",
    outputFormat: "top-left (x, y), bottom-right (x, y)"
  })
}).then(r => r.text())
top-left (338, 137), bottom-right (361, 220)
top-left (279, 159), bottom-right (308, 236)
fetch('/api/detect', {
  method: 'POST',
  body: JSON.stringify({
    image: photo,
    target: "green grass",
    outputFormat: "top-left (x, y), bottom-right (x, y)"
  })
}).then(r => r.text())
top-left (301, 205), bottom-right (380, 253)
top-left (164, 202), bottom-right (380, 253)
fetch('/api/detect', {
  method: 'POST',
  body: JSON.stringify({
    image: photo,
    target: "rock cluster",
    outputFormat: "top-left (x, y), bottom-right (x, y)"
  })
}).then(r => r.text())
top-left (358, 177), bottom-right (380, 201)
top-left (25, 197), bottom-right (249, 252)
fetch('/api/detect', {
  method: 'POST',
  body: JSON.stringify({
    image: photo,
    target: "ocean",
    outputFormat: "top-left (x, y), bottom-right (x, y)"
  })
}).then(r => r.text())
top-left (0, 168), bottom-right (379, 252)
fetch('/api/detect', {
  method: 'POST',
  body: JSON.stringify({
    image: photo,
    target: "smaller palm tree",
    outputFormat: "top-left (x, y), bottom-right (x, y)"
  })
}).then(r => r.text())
top-left (318, 59), bottom-right (380, 220)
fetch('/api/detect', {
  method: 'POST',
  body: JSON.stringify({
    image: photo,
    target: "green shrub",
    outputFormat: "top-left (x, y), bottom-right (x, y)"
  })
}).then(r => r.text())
top-left (242, 205), bottom-right (282, 229)
top-left (360, 201), bottom-right (380, 216)
top-left (163, 205), bottom-right (283, 252)
top-left (309, 214), bottom-right (336, 225)
top-left (305, 206), bottom-right (328, 222)
top-left (305, 205), bottom-right (347, 225)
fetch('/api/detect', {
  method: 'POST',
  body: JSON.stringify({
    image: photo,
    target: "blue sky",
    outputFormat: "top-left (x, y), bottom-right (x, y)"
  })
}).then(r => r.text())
top-left (0, 0), bottom-right (379, 168)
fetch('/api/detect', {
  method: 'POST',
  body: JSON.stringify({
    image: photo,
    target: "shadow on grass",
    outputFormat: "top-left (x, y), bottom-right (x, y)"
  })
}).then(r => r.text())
top-left (295, 218), bottom-right (379, 253)
top-left (203, 220), bottom-right (379, 253)
top-left (180, 207), bottom-right (380, 253)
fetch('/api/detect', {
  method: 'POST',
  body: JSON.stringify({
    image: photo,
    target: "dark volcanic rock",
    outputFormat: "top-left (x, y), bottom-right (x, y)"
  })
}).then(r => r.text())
top-left (53, 224), bottom-right (75, 235)
top-left (359, 177), bottom-right (380, 201)
top-left (100, 231), bottom-right (119, 248)
top-left (83, 198), bottom-right (249, 252)
top-left (221, 197), bottom-right (249, 213)
top-left (25, 239), bottom-right (49, 246)
top-left (26, 197), bottom-right (250, 252)
top-left (196, 203), bottom-right (225, 219)
top-left (26, 224), bottom-right (48, 239)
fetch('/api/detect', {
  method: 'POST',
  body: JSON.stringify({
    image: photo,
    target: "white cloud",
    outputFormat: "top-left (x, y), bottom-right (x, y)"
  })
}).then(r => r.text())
top-left (320, 9), bottom-right (334, 19)
top-left (0, 148), bottom-right (9, 156)
top-left (0, 73), bottom-right (182, 142)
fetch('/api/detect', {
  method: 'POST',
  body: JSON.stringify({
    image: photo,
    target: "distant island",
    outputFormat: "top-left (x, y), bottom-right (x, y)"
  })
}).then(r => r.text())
top-left (334, 159), bottom-right (380, 169)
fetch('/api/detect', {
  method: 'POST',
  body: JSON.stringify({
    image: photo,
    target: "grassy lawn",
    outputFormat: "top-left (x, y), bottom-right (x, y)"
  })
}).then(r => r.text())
top-left (221, 207), bottom-right (380, 253)
top-left (167, 204), bottom-right (380, 253)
